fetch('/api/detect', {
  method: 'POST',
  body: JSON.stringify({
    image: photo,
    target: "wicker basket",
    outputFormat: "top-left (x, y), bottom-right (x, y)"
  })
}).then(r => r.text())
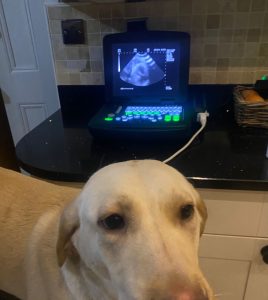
top-left (233, 85), bottom-right (268, 129)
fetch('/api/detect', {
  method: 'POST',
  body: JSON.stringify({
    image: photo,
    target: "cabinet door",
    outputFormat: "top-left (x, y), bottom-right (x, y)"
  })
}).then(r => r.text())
top-left (199, 257), bottom-right (250, 300)
top-left (244, 238), bottom-right (268, 300)
top-left (199, 234), bottom-right (254, 300)
top-left (258, 193), bottom-right (268, 238)
top-left (198, 189), bottom-right (264, 236)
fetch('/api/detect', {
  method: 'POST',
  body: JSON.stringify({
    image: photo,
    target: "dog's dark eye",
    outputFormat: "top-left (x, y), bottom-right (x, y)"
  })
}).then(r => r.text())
top-left (180, 204), bottom-right (194, 220)
top-left (99, 214), bottom-right (125, 230)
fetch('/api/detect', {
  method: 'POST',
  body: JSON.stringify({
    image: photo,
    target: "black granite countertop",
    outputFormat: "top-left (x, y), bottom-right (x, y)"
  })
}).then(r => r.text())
top-left (15, 85), bottom-right (268, 191)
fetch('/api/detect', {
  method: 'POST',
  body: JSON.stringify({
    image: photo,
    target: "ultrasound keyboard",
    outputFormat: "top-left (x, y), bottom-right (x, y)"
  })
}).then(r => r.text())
top-left (88, 103), bottom-right (192, 140)
top-left (104, 105), bottom-right (183, 124)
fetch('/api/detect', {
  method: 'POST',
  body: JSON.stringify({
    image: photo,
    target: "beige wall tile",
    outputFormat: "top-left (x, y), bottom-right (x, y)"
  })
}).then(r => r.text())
top-left (249, 12), bottom-right (265, 28)
top-left (231, 43), bottom-right (245, 57)
top-left (192, 0), bottom-right (207, 14)
top-left (90, 72), bottom-right (104, 85)
top-left (221, 14), bottom-right (234, 29)
top-left (228, 71), bottom-right (243, 84)
top-left (125, 3), bottom-right (138, 18)
top-left (163, 1), bottom-right (179, 17)
top-left (86, 19), bottom-right (100, 33)
top-left (69, 73), bottom-right (81, 84)
top-left (233, 29), bottom-right (247, 42)
top-left (83, 5), bottom-right (99, 19)
top-left (100, 19), bottom-right (113, 33)
top-left (247, 29), bottom-right (261, 43)
top-left (192, 15), bottom-right (206, 29)
top-left (111, 19), bottom-right (126, 33)
top-left (251, 0), bottom-right (267, 12)
top-left (219, 29), bottom-right (233, 42)
top-left (137, 2), bottom-right (152, 17)
top-left (244, 43), bottom-right (260, 58)
top-left (241, 71), bottom-right (255, 84)
top-left (221, 0), bottom-right (236, 13)
top-left (177, 15), bottom-right (192, 30)
top-left (178, 0), bottom-right (193, 15)
top-left (111, 3), bottom-right (124, 19)
top-left (259, 43), bottom-right (268, 56)
top-left (202, 71), bottom-right (216, 83)
top-left (189, 71), bottom-right (202, 83)
top-left (204, 44), bottom-right (218, 57)
top-left (264, 12), bottom-right (268, 27)
top-left (234, 13), bottom-right (249, 29)
top-left (66, 47), bottom-right (80, 60)
top-left (206, 14), bottom-right (220, 29)
top-left (89, 46), bottom-right (103, 61)
top-left (66, 60), bottom-right (88, 72)
top-left (217, 58), bottom-right (229, 70)
top-left (57, 72), bottom-right (70, 85)
top-left (261, 28), bottom-right (268, 42)
top-left (47, 1), bottom-right (268, 85)
top-left (257, 57), bottom-right (268, 68)
top-left (60, 6), bottom-right (74, 19)
top-left (47, 6), bottom-right (63, 20)
top-left (99, 6), bottom-right (112, 19)
top-left (243, 58), bottom-right (258, 68)
top-left (90, 60), bottom-right (103, 72)
top-left (237, 0), bottom-right (251, 12)
top-left (215, 71), bottom-right (228, 83)
top-left (49, 20), bottom-right (62, 34)
top-left (204, 29), bottom-right (219, 43)
top-left (229, 58), bottom-right (243, 68)
top-left (87, 33), bottom-right (101, 46)
top-left (207, 0), bottom-right (221, 14)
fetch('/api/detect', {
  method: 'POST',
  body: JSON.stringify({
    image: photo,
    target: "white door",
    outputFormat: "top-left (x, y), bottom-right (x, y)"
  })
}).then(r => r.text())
top-left (0, 0), bottom-right (60, 145)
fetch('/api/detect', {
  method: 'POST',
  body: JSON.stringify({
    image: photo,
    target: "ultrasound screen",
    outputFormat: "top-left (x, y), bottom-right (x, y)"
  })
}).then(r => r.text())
top-left (112, 43), bottom-right (180, 98)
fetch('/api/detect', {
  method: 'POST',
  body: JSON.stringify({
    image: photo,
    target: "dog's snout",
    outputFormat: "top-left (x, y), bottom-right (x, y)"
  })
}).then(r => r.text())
top-left (147, 280), bottom-right (210, 300)
top-left (171, 289), bottom-right (209, 300)
top-left (167, 287), bottom-right (209, 300)
top-left (148, 291), bottom-right (209, 300)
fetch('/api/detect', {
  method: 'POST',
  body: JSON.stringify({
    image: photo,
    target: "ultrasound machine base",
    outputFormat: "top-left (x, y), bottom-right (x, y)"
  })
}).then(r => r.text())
top-left (88, 104), bottom-right (194, 141)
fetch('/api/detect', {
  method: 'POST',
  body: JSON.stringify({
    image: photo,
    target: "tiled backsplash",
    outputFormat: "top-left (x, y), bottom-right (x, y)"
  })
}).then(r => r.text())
top-left (47, 0), bottom-right (268, 85)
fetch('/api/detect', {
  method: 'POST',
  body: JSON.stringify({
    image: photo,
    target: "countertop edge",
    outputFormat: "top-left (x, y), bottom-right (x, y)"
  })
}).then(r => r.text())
top-left (18, 158), bottom-right (268, 192)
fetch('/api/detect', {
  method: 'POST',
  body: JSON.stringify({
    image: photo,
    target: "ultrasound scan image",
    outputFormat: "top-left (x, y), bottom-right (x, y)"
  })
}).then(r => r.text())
top-left (120, 53), bottom-right (165, 87)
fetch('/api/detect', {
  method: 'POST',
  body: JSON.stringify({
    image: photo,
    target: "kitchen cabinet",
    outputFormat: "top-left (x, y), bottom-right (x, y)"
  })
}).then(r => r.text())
top-left (198, 189), bottom-right (268, 300)
top-left (244, 239), bottom-right (268, 300)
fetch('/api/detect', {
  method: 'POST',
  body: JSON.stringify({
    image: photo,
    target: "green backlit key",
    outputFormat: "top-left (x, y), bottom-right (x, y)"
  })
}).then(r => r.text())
top-left (164, 115), bottom-right (172, 122)
top-left (173, 115), bottom-right (180, 122)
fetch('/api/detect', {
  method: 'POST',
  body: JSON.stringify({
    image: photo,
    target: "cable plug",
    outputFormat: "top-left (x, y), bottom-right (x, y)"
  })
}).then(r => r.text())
top-left (197, 111), bottom-right (209, 126)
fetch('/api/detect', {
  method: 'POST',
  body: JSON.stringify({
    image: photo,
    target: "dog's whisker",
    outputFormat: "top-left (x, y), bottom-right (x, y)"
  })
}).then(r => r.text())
top-left (214, 292), bottom-right (233, 298)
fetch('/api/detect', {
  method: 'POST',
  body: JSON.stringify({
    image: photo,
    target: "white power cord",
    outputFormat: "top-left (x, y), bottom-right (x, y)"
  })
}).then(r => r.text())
top-left (163, 111), bottom-right (209, 164)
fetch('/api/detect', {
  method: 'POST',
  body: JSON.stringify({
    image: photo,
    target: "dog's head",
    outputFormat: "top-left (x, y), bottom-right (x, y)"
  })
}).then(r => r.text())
top-left (57, 160), bottom-right (213, 300)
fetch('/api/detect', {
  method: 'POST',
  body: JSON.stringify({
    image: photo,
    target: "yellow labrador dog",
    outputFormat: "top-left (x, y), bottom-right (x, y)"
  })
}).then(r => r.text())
top-left (0, 160), bottom-right (214, 300)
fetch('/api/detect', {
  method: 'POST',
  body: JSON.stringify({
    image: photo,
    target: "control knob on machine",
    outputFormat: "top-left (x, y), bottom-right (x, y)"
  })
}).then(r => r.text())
top-left (260, 246), bottom-right (268, 264)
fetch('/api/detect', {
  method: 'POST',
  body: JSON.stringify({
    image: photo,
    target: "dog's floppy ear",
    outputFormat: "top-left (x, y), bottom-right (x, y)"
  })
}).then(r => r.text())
top-left (56, 198), bottom-right (80, 267)
top-left (196, 197), bottom-right (208, 236)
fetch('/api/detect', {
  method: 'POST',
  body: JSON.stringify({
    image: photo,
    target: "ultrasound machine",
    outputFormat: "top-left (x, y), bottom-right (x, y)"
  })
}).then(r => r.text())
top-left (88, 30), bottom-right (194, 140)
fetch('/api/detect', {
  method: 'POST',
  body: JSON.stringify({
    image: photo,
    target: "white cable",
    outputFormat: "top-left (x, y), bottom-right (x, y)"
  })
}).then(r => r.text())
top-left (163, 111), bottom-right (209, 164)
